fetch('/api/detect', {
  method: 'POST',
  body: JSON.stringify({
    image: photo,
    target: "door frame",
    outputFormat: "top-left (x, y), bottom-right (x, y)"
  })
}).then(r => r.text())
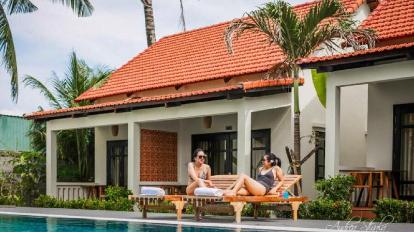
top-left (393, 103), bottom-right (414, 199)
top-left (106, 140), bottom-right (128, 187)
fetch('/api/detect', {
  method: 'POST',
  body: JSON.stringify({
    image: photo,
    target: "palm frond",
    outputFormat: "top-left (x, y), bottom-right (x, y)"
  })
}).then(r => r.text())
top-left (299, 0), bottom-right (342, 38)
top-left (270, 1), bottom-right (300, 60)
top-left (23, 75), bottom-right (62, 109)
top-left (3, 0), bottom-right (38, 14)
top-left (90, 66), bottom-right (112, 89)
top-left (225, 18), bottom-right (260, 54)
top-left (0, 5), bottom-right (18, 101)
top-left (50, 0), bottom-right (93, 17)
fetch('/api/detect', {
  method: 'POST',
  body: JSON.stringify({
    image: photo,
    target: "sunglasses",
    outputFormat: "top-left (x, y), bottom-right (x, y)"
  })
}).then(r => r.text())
top-left (198, 155), bottom-right (206, 159)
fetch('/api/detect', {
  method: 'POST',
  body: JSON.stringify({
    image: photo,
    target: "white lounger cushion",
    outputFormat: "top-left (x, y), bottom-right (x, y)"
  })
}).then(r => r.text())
top-left (194, 187), bottom-right (223, 197)
top-left (140, 187), bottom-right (165, 196)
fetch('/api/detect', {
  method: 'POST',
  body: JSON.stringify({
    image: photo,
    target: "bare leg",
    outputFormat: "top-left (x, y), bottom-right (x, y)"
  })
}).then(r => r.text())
top-left (225, 174), bottom-right (266, 196)
top-left (237, 188), bottom-right (250, 196)
top-left (186, 179), bottom-right (207, 195)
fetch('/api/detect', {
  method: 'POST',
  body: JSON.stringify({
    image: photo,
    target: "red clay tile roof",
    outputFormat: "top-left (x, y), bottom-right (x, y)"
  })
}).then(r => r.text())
top-left (242, 78), bottom-right (305, 90)
top-left (299, 41), bottom-right (414, 64)
top-left (26, 78), bottom-right (300, 119)
top-left (75, 0), bottom-right (364, 102)
top-left (299, 0), bottom-right (414, 65)
top-left (360, 0), bottom-right (414, 41)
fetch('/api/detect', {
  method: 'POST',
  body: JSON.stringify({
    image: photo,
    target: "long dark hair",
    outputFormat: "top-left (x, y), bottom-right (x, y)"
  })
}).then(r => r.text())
top-left (192, 148), bottom-right (204, 162)
top-left (265, 152), bottom-right (281, 167)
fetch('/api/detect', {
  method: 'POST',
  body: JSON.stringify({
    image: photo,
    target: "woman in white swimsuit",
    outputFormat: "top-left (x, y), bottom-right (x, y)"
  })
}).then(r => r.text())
top-left (186, 148), bottom-right (213, 195)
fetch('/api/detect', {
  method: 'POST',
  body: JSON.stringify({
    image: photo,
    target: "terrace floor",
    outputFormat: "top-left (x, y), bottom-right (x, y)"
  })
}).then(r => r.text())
top-left (1, 206), bottom-right (413, 232)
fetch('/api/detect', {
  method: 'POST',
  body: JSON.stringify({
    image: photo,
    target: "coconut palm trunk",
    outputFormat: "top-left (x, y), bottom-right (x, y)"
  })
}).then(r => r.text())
top-left (293, 71), bottom-right (301, 173)
top-left (141, 0), bottom-right (156, 46)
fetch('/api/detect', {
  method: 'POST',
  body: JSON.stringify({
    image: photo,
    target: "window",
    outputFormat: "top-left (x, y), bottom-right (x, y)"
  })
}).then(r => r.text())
top-left (314, 127), bottom-right (326, 181)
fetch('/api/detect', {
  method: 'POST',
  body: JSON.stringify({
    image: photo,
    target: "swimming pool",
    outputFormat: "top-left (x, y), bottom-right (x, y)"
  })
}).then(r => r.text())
top-left (0, 215), bottom-right (271, 232)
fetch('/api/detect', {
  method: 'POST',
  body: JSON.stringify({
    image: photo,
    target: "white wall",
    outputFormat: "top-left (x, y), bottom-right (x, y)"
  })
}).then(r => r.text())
top-left (252, 107), bottom-right (291, 175)
top-left (367, 79), bottom-right (414, 170)
top-left (296, 69), bottom-right (326, 197)
top-left (339, 85), bottom-right (368, 168)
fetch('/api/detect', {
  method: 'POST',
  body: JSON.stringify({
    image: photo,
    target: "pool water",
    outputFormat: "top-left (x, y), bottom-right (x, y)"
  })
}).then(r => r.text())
top-left (0, 215), bottom-right (269, 232)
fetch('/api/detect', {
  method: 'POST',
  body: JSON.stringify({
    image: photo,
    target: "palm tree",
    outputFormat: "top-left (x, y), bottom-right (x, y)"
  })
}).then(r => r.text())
top-left (24, 51), bottom-right (111, 181)
top-left (179, 0), bottom-right (186, 31)
top-left (225, 0), bottom-right (376, 177)
top-left (140, 0), bottom-right (156, 46)
top-left (2, 0), bottom-right (94, 102)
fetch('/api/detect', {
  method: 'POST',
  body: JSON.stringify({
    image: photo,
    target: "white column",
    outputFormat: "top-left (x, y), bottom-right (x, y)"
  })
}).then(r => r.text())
top-left (128, 122), bottom-right (140, 195)
top-left (94, 127), bottom-right (106, 185)
top-left (237, 109), bottom-right (252, 175)
top-left (46, 127), bottom-right (57, 196)
top-left (325, 81), bottom-right (341, 178)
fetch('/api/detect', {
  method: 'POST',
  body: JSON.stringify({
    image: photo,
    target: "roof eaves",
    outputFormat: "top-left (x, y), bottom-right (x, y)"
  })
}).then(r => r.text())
top-left (299, 43), bottom-right (414, 72)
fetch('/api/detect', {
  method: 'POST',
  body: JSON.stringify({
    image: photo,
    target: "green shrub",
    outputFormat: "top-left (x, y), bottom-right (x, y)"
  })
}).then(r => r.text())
top-left (33, 195), bottom-right (57, 208)
top-left (33, 195), bottom-right (134, 211)
top-left (375, 198), bottom-right (414, 223)
top-left (299, 199), bottom-right (352, 220)
top-left (0, 195), bottom-right (23, 206)
top-left (105, 186), bottom-right (132, 201)
top-left (315, 175), bottom-right (355, 201)
top-left (299, 175), bottom-right (355, 220)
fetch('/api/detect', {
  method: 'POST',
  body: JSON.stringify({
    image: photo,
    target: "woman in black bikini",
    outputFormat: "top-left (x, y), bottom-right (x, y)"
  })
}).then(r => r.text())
top-left (225, 153), bottom-right (284, 196)
top-left (186, 148), bottom-right (213, 195)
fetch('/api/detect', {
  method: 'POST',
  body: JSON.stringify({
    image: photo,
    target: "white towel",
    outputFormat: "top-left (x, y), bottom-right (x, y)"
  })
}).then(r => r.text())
top-left (140, 187), bottom-right (165, 196)
top-left (194, 187), bottom-right (223, 197)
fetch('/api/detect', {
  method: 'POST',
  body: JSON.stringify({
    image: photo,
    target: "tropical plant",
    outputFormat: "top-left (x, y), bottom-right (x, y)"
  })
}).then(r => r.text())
top-left (225, 0), bottom-right (376, 181)
top-left (24, 52), bottom-right (112, 181)
top-left (1, 0), bottom-right (94, 102)
top-left (311, 70), bottom-right (327, 107)
top-left (27, 108), bottom-right (46, 154)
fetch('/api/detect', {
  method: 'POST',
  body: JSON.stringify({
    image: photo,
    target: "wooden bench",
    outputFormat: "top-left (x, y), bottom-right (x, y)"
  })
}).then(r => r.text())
top-left (129, 174), bottom-right (307, 223)
top-left (183, 174), bottom-right (307, 223)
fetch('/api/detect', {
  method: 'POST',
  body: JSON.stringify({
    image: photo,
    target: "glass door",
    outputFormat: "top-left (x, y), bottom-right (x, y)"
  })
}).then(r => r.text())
top-left (394, 103), bottom-right (414, 199)
top-left (107, 140), bottom-right (128, 187)
top-left (192, 130), bottom-right (270, 176)
top-left (192, 133), bottom-right (236, 175)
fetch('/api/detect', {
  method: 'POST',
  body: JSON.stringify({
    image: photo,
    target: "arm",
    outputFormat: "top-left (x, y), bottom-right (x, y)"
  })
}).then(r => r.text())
top-left (268, 167), bottom-right (284, 195)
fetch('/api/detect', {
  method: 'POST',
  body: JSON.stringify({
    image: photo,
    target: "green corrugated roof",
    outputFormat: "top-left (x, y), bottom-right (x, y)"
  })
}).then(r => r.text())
top-left (0, 114), bottom-right (32, 151)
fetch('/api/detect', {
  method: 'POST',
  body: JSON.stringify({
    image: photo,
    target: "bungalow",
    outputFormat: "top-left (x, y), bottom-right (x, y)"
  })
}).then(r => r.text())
top-left (25, 0), bottom-right (389, 200)
top-left (300, 0), bottom-right (414, 199)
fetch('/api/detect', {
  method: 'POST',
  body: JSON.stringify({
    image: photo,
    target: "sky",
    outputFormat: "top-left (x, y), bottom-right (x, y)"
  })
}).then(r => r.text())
top-left (0, 0), bottom-right (306, 116)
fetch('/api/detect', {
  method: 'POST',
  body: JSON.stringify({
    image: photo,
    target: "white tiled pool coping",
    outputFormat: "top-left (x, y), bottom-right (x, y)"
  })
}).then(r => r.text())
top-left (0, 211), bottom-right (341, 232)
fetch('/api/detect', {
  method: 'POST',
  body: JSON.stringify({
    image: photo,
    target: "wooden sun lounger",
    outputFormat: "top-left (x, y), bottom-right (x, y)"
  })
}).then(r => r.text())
top-left (128, 175), bottom-right (238, 220)
top-left (128, 194), bottom-right (186, 220)
top-left (183, 174), bottom-right (307, 223)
